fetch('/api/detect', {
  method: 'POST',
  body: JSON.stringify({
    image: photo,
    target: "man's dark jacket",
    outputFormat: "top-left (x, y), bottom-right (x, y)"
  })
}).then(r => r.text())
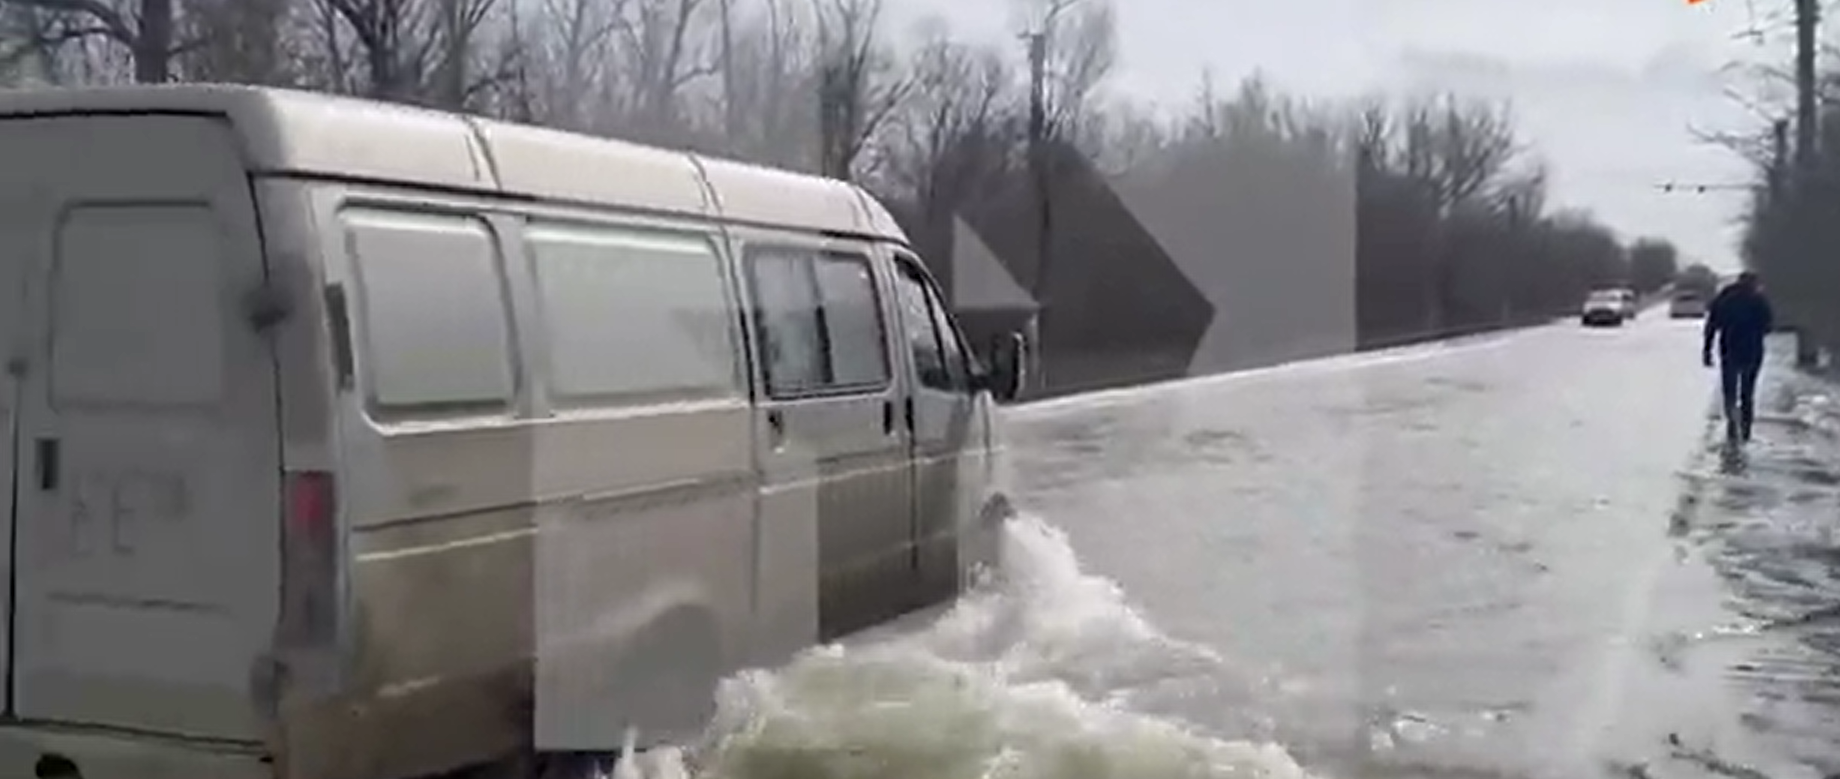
top-left (1704, 283), bottom-right (1774, 364)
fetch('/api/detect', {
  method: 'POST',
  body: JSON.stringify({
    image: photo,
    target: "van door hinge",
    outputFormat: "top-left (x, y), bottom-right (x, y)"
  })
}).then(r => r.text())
top-left (248, 652), bottom-right (283, 722)
top-left (244, 280), bottom-right (293, 332)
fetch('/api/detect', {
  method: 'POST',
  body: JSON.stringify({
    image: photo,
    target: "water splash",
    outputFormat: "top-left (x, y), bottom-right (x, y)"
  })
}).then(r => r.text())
top-left (681, 515), bottom-right (1315, 779)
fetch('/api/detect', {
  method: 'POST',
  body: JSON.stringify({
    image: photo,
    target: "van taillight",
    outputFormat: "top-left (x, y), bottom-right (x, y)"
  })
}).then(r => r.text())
top-left (280, 471), bottom-right (338, 652)
top-left (287, 471), bottom-right (334, 535)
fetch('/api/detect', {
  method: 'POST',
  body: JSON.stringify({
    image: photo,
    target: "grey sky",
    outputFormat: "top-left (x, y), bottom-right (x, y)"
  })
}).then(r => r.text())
top-left (897, 0), bottom-right (1797, 272)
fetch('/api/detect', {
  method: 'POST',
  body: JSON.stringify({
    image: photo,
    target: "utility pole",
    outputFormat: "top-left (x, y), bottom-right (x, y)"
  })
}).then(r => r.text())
top-left (1771, 118), bottom-right (1789, 202)
top-left (1793, 0), bottom-right (1821, 367)
top-left (1024, 30), bottom-right (1051, 392)
top-left (1795, 0), bottom-right (1818, 172)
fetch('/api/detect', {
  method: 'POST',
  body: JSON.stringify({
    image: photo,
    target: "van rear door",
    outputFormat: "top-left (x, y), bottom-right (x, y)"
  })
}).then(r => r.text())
top-left (0, 114), bottom-right (280, 741)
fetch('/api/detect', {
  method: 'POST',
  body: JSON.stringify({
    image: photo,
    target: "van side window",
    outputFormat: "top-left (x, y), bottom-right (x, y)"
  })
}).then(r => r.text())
top-left (892, 258), bottom-right (968, 392)
top-left (812, 254), bottom-right (889, 387)
top-left (343, 209), bottom-right (516, 414)
top-left (891, 262), bottom-right (946, 389)
top-left (526, 223), bottom-right (742, 405)
top-left (51, 204), bottom-right (225, 408)
top-left (922, 269), bottom-right (971, 389)
top-left (745, 246), bottom-right (888, 397)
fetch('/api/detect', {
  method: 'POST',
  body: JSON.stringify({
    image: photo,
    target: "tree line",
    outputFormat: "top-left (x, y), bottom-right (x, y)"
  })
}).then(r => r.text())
top-left (0, 0), bottom-right (1687, 373)
top-left (1729, 50), bottom-right (1840, 354)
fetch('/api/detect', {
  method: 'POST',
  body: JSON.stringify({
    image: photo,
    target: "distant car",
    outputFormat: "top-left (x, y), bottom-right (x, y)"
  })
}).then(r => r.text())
top-left (1614, 288), bottom-right (1639, 320)
top-left (1669, 290), bottom-right (1708, 318)
top-left (1582, 289), bottom-right (1632, 327)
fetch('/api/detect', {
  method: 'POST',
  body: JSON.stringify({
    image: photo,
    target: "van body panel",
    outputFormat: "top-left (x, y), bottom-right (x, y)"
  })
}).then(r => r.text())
top-left (0, 137), bottom-right (27, 727)
top-left (300, 182), bottom-right (760, 773)
top-left (477, 120), bottom-right (711, 217)
top-left (695, 157), bottom-right (874, 237)
top-left (731, 228), bottom-right (917, 643)
top-left (765, 389), bottom-right (914, 643)
top-left (957, 402), bottom-right (1004, 578)
top-left (0, 84), bottom-right (494, 195)
top-left (851, 188), bottom-right (911, 245)
top-left (886, 252), bottom-right (982, 605)
top-left (0, 115), bottom-right (280, 741)
top-left (299, 187), bottom-right (536, 779)
top-left (252, 181), bottom-right (340, 461)
top-left (526, 408), bottom-right (755, 751)
top-left (503, 205), bottom-right (754, 754)
top-left (275, 665), bottom-right (528, 779)
top-left (0, 724), bottom-right (270, 779)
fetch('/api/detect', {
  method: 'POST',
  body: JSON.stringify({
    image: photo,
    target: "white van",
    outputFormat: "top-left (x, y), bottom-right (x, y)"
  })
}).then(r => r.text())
top-left (0, 84), bottom-right (1023, 779)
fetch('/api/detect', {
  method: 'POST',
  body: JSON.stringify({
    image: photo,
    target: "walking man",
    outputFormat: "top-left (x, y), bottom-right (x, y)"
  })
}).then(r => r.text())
top-left (1703, 271), bottom-right (1774, 443)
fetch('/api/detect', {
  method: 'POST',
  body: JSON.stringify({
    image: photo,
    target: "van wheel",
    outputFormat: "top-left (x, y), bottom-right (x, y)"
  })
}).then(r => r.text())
top-left (460, 749), bottom-right (621, 779)
top-left (464, 614), bottom-right (720, 779)
top-left (609, 611), bottom-right (722, 743)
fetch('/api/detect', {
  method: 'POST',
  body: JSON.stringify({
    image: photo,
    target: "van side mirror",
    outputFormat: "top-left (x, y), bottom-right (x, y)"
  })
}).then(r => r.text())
top-left (982, 331), bottom-right (1026, 403)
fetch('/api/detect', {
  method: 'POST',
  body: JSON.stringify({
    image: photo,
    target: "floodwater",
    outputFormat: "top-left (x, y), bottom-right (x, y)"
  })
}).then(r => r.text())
top-left (633, 321), bottom-right (1840, 779)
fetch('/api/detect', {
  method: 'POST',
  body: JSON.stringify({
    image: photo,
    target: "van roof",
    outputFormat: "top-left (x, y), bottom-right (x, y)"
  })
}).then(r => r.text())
top-left (0, 83), bottom-right (906, 243)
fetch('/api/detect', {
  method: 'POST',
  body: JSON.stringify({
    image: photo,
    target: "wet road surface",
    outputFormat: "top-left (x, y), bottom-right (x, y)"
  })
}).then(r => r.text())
top-left (1000, 319), bottom-right (1840, 779)
top-left (695, 319), bottom-right (1840, 779)
top-left (1607, 343), bottom-right (1840, 779)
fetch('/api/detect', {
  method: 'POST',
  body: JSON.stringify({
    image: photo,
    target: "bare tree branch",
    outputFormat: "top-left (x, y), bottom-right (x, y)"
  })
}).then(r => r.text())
top-left (0, 0), bottom-right (131, 42)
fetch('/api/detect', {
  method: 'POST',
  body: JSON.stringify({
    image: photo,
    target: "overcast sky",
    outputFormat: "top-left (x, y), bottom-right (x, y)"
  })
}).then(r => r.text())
top-left (897, 0), bottom-right (1802, 272)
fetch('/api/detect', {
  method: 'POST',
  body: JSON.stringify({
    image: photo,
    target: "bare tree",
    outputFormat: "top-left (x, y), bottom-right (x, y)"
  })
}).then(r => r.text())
top-left (428, 0), bottom-right (499, 108)
top-left (705, 0), bottom-right (816, 167)
top-left (516, 0), bottom-right (620, 129)
top-left (179, 0), bottom-right (297, 85)
top-left (1392, 94), bottom-right (1519, 214)
top-left (716, 0), bottom-right (736, 138)
top-left (1353, 97), bottom-right (1392, 172)
top-left (1013, 0), bottom-right (1115, 152)
top-left (1088, 97), bottom-right (1166, 175)
top-left (310, 0), bottom-right (516, 110)
top-left (0, 4), bottom-right (75, 83)
top-left (1688, 59), bottom-right (1793, 169)
top-left (1, 0), bottom-right (178, 82)
top-left (1491, 161), bottom-right (1548, 222)
top-left (315, 0), bottom-right (423, 100)
top-left (812, 0), bottom-right (905, 179)
top-left (876, 20), bottom-right (1012, 204)
top-left (605, 0), bottom-right (717, 141)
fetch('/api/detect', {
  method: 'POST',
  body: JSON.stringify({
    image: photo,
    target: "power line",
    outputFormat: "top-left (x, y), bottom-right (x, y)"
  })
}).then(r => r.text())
top-left (1654, 181), bottom-right (1757, 193)
top-left (1795, 0), bottom-right (1818, 172)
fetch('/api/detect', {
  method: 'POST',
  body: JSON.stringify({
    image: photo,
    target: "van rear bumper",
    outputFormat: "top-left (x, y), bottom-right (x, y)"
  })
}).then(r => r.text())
top-left (0, 722), bottom-right (270, 779)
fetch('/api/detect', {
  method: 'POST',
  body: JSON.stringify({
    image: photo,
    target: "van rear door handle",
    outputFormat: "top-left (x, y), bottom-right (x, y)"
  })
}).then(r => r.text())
top-left (36, 437), bottom-right (58, 491)
top-left (882, 401), bottom-right (896, 435)
top-left (766, 409), bottom-right (785, 446)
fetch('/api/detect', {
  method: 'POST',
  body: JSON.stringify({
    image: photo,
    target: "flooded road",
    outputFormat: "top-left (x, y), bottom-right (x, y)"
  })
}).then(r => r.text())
top-left (691, 320), bottom-right (1840, 779)
top-left (1003, 316), bottom-right (1716, 779)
